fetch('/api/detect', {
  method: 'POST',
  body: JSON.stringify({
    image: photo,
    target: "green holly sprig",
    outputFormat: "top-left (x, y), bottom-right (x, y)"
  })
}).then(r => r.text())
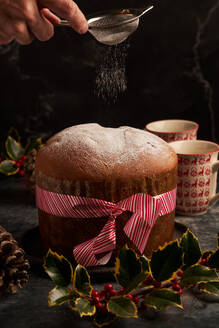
top-left (44, 229), bottom-right (219, 327)
top-left (0, 128), bottom-right (41, 176)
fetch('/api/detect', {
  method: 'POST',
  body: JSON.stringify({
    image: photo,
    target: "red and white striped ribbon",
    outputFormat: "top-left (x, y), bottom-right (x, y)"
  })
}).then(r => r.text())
top-left (36, 185), bottom-right (176, 267)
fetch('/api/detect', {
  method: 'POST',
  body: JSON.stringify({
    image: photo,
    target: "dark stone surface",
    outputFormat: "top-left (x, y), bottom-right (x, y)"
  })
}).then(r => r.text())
top-left (0, 177), bottom-right (218, 328)
top-left (1, 0), bottom-right (219, 143)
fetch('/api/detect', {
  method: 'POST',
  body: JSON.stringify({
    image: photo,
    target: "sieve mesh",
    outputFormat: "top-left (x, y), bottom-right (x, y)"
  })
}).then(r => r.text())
top-left (88, 19), bottom-right (138, 46)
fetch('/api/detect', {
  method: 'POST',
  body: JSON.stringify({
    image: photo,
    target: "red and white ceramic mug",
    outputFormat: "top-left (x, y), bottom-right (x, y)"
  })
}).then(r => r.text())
top-left (145, 119), bottom-right (199, 143)
top-left (170, 140), bottom-right (219, 216)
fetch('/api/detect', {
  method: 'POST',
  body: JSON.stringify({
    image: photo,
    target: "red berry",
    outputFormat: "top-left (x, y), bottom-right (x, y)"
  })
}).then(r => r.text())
top-left (172, 283), bottom-right (181, 291)
top-left (153, 281), bottom-right (162, 288)
top-left (177, 270), bottom-right (183, 277)
top-left (171, 276), bottom-right (178, 283)
top-left (19, 170), bottom-right (24, 176)
top-left (102, 290), bottom-right (112, 300)
top-left (110, 289), bottom-right (117, 297)
top-left (92, 289), bottom-right (99, 297)
top-left (143, 275), bottom-right (154, 285)
top-left (132, 296), bottom-right (139, 304)
top-left (22, 155), bottom-right (27, 160)
top-left (93, 296), bottom-right (100, 304)
top-left (98, 303), bottom-right (107, 312)
top-left (117, 289), bottom-right (125, 296)
top-left (99, 291), bottom-right (106, 299)
top-left (126, 294), bottom-right (133, 300)
top-left (179, 289), bottom-right (183, 295)
top-left (96, 302), bottom-right (103, 309)
top-left (104, 283), bottom-right (113, 292)
top-left (200, 258), bottom-right (207, 265)
top-left (15, 161), bottom-right (21, 168)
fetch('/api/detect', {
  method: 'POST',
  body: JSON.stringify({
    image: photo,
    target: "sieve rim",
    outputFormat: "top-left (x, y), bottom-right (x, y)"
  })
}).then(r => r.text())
top-left (87, 6), bottom-right (153, 30)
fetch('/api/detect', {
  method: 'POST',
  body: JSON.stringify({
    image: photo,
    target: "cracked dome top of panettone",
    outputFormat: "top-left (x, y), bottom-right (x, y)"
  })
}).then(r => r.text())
top-left (35, 123), bottom-right (177, 180)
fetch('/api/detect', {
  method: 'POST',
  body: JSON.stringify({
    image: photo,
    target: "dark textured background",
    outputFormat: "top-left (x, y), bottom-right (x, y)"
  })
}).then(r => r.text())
top-left (0, 0), bottom-right (219, 143)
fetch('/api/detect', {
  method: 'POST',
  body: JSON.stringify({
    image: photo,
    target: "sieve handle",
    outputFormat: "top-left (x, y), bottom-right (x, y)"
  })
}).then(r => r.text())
top-left (59, 20), bottom-right (70, 26)
top-left (58, 20), bottom-right (93, 30)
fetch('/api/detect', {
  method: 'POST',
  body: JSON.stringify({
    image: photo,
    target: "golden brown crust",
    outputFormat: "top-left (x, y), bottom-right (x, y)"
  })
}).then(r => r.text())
top-left (36, 124), bottom-right (177, 181)
top-left (36, 167), bottom-right (177, 200)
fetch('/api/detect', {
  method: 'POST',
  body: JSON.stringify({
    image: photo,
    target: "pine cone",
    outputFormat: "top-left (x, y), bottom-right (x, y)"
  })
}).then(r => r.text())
top-left (0, 225), bottom-right (29, 295)
top-left (23, 148), bottom-right (38, 194)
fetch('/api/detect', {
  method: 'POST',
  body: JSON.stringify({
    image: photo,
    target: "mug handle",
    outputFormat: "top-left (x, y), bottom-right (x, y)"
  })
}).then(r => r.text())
top-left (208, 160), bottom-right (219, 207)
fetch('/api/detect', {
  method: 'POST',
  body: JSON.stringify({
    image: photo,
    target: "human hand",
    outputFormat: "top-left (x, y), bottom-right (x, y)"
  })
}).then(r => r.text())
top-left (0, 0), bottom-right (88, 45)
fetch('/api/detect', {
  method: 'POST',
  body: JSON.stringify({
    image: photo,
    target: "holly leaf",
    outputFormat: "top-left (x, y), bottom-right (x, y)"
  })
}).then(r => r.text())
top-left (8, 127), bottom-right (20, 142)
top-left (208, 248), bottom-right (219, 269)
top-left (68, 291), bottom-right (78, 311)
top-left (107, 296), bottom-right (137, 318)
top-left (73, 264), bottom-right (92, 297)
top-left (5, 136), bottom-right (24, 160)
top-left (150, 240), bottom-right (183, 282)
top-left (181, 264), bottom-right (218, 288)
top-left (48, 286), bottom-right (69, 306)
top-left (75, 297), bottom-right (96, 317)
top-left (93, 312), bottom-right (116, 328)
top-left (44, 249), bottom-right (73, 287)
top-left (114, 246), bottom-right (148, 293)
top-left (198, 281), bottom-right (219, 297)
top-left (24, 137), bottom-right (42, 155)
top-left (144, 288), bottom-right (183, 310)
top-left (180, 229), bottom-right (202, 268)
top-left (0, 160), bottom-right (19, 176)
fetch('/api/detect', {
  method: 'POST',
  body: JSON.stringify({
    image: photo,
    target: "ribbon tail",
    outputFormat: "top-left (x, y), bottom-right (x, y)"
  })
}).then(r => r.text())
top-left (124, 197), bottom-right (162, 254)
top-left (73, 217), bottom-right (116, 267)
top-left (123, 213), bottom-right (152, 254)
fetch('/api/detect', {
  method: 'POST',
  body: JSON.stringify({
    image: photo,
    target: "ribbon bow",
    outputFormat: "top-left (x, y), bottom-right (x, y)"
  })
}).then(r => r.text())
top-left (36, 185), bottom-right (176, 267)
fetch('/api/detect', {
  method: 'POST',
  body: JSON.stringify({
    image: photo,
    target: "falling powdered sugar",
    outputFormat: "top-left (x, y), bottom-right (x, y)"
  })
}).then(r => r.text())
top-left (94, 41), bottom-right (130, 103)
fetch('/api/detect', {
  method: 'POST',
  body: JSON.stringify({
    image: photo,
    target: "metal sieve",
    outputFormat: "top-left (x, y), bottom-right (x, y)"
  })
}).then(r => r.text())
top-left (59, 6), bottom-right (154, 45)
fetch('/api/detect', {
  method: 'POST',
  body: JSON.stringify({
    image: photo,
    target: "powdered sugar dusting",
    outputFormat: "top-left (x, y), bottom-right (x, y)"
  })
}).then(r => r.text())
top-left (46, 124), bottom-right (174, 168)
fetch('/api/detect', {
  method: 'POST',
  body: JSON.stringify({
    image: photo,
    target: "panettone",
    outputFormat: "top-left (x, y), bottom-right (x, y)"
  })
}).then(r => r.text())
top-left (35, 124), bottom-right (177, 265)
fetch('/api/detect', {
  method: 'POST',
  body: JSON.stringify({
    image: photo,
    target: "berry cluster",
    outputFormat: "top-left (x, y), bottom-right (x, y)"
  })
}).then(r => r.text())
top-left (91, 283), bottom-right (139, 312)
top-left (143, 270), bottom-right (184, 295)
top-left (90, 271), bottom-right (187, 312)
top-left (171, 270), bottom-right (183, 294)
top-left (200, 257), bottom-right (209, 266)
top-left (90, 272), bottom-right (186, 313)
top-left (14, 155), bottom-right (27, 176)
top-left (0, 154), bottom-right (27, 176)
top-left (91, 283), bottom-right (116, 312)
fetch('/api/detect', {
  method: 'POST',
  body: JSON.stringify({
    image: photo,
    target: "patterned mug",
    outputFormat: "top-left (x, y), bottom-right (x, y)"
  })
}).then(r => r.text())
top-left (145, 119), bottom-right (199, 143)
top-left (169, 140), bottom-right (219, 216)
